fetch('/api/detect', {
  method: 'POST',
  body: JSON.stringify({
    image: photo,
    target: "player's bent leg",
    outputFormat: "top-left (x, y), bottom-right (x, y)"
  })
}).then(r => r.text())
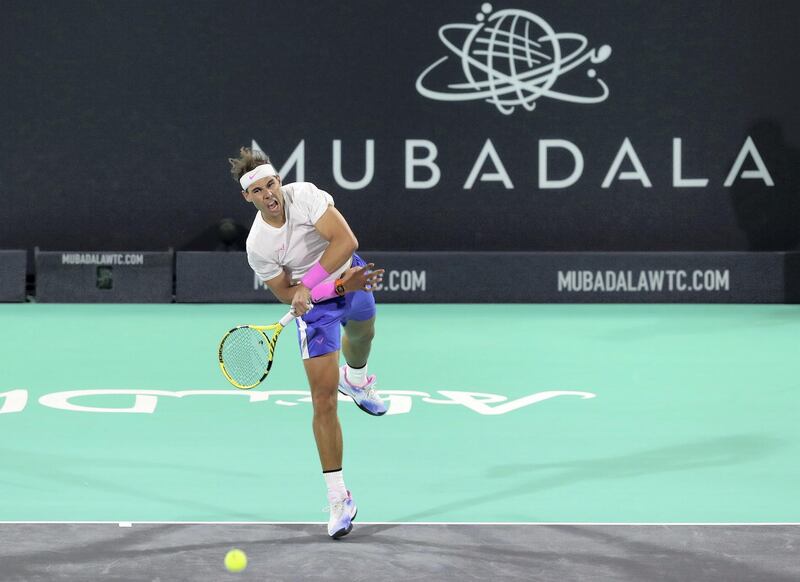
top-left (341, 316), bottom-right (375, 367)
top-left (341, 289), bottom-right (377, 368)
top-left (340, 315), bottom-right (387, 416)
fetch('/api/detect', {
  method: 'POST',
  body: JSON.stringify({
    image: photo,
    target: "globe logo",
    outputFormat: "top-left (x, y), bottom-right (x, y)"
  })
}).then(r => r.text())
top-left (416, 3), bottom-right (612, 115)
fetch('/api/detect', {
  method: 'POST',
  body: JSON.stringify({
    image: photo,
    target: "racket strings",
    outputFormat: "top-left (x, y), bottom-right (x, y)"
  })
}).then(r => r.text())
top-left (221, 327), bottom-right (273, 387)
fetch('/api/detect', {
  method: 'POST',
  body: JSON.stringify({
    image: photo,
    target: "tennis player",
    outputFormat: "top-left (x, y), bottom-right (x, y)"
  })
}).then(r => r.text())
top-left (229, 147), bottom-right (387, 539)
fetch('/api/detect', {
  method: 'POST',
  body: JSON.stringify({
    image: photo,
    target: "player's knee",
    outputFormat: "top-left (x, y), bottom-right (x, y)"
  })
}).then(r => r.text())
top-left (312, 391), bottom-right (338, 416)
top-left (347, 325), bottom-right (375, 344)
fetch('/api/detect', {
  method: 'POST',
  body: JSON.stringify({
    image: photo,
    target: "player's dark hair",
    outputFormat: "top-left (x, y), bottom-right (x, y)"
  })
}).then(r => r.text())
top-left (228, 147), bottom-right (272, 184)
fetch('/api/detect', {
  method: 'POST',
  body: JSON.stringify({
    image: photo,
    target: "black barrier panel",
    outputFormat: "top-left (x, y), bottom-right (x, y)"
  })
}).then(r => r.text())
top-left (35, 250), bottom-right (173, 303)
top-left (2, 1), bottom-right (800, 254)
top-left (0, 250), bottom-right (26, 302)
top-left (174, 251), bottom-right (794, 304)
top-left (367, 252), bottom-right (788, 303)
top-left (785, 253), bottom-right (800, 304)
top-left (176, 252), bottom-right (278, 303)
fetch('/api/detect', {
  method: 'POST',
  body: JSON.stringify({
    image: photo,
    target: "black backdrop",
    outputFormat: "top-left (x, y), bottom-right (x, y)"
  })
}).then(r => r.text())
top-left (2, 0), bottom-right (799, 252)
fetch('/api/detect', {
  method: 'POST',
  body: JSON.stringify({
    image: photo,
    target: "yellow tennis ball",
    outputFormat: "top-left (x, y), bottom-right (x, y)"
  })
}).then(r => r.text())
top-left (224, 548), bottom-right (247, 573)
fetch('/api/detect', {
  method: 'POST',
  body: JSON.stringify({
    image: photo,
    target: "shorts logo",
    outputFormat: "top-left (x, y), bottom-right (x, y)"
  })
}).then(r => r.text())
top-left (416, 3), bottom-right (612, 115)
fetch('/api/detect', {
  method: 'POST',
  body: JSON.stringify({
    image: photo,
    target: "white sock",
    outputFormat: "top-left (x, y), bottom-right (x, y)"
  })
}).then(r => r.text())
top-left (346, 363), bottom-right (368, 387)
top-left (323, 469), bottom-right (347, 504)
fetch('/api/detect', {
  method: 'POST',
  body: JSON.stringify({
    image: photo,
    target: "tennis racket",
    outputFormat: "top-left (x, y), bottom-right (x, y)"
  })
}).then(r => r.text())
top-left (218, 309), bottom-right (298, 389)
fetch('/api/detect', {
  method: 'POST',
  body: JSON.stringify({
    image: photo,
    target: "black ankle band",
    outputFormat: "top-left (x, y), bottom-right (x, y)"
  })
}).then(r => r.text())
top-left (322, 468), bottom-right (342, 474)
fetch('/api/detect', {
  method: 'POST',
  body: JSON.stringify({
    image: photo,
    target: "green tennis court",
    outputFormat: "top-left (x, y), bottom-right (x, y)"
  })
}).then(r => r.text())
top-left (2, 303), bottom-right (798, 524)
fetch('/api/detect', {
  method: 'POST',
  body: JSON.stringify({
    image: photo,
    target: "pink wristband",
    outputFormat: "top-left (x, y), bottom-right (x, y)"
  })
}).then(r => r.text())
top-left (301, 261), bottom-right (330, 289)
top-left (310, 281), bottom-right (337, 303)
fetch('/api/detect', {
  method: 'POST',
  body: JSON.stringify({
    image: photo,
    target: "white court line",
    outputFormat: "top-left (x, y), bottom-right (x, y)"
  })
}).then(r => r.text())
top-left (0, 521), bottom-right (798, 526)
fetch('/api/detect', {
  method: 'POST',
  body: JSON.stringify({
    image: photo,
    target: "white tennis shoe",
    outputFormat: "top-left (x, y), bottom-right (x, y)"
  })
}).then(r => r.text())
top-left (327, 490), bottom-right (358, 539)
top-left (338, 366), bottom-right (387, 416)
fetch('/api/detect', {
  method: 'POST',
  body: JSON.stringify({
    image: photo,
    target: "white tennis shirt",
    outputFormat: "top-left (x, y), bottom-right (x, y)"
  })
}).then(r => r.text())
top-left (246, 181), bottom-right (351, 284)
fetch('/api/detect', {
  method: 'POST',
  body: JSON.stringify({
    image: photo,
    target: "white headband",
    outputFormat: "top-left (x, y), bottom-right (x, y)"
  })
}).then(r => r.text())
top-left (240, 163), bottom-right (278, 190)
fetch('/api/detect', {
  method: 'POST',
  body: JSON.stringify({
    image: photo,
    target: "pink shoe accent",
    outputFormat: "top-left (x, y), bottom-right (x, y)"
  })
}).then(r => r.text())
top-left (344, 368), bottom-right (374, 389)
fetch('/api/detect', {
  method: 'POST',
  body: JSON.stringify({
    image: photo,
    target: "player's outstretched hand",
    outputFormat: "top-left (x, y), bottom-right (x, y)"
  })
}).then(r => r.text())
top-left (342, 263), bottom-right (384, 292)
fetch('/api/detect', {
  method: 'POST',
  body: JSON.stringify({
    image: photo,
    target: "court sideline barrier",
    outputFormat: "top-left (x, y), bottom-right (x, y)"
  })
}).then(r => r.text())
top-left (176, 251), bottom-right (800, 304)
top-left (35, 249), bottom-right (174, 303)
top-left (176, 251), bottom-right (279, 303)
top-left (0, 250), bottom-right (26, 302)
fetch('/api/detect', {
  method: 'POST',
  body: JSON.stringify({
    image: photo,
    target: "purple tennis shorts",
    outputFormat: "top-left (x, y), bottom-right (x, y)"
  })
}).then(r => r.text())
top-left (296, 254), bottom-right (377, 359)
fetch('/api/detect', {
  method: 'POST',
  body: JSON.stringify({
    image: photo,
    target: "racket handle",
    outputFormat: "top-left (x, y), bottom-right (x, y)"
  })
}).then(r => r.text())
top-left (279, 309), bottom-right (298, 327)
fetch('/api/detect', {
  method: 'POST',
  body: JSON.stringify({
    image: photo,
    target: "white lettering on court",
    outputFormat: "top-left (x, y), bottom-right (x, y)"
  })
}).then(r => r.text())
top-left (0, 388), bottom-right (600, 415)
top-left (0, 389), bottom-right (28, 414)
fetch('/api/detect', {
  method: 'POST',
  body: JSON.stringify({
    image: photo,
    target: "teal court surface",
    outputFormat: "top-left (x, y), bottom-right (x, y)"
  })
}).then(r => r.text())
top-left (1, 304), bottom-right (799, 581)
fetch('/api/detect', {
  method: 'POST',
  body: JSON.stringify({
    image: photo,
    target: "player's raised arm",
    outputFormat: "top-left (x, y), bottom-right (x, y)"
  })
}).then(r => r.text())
top-left (291, 206), bottom-right (358, 314)
top-left (308, 206), bottom-right (359, 279)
